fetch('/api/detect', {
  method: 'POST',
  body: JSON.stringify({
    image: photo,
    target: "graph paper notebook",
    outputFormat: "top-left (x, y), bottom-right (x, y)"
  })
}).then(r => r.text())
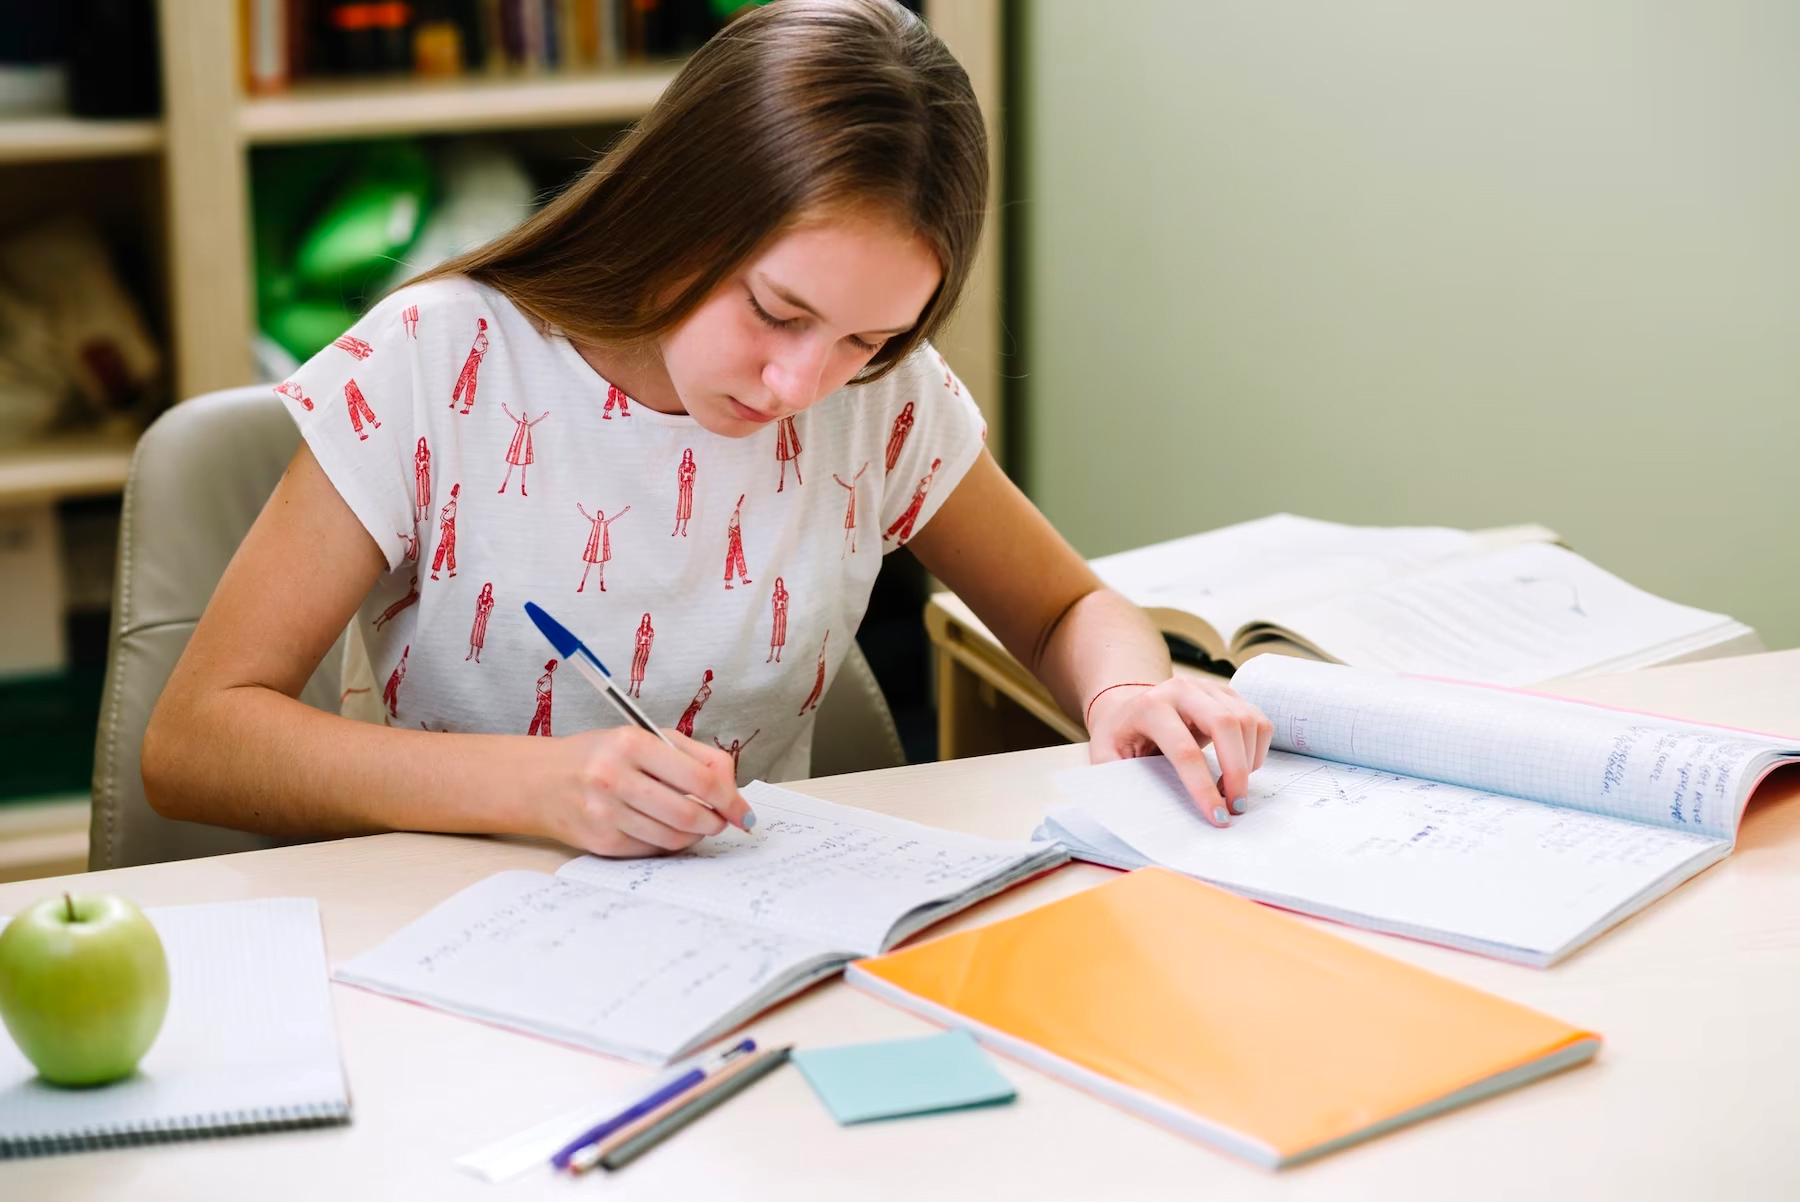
top-left (0, 898), bottom-right (350, 1158)
top-left (1045, 657), bottom-right (1800, 967)
top-left (1088, 514), bottom-right (1759, 683)
top-left (336, 783), bottom-right (1065, 1065)
top-left (850, 868), bottom-right (1599, 1169)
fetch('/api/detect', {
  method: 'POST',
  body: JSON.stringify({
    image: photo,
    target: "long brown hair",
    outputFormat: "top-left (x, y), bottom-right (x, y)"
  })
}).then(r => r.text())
top-left (423, 0), bottom-right (988, 383)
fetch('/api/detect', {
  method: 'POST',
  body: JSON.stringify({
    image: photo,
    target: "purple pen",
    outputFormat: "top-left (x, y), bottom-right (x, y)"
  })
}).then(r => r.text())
top-left (550, 1039), bottom-right (756, 1171)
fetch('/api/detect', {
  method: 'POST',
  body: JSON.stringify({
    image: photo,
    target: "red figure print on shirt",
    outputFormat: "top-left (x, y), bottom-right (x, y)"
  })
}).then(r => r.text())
top-left (798, 631), bottom-right (829, 715)
top-left (451, 317), bottom-right (489, 414)
top-left (884, 457), bottom-right (941, 546)
top-left (413, 437), bottom-right (431, 521)
top-left (723, 495), bottom-right (752, 589)
top-left (885, 402), bottom-right (915, 475)
top-left (934, 349), bottom-right (960, 396)
top-left (334, 334), bottom-right (374, 361)
top-left (397, 530), bottom-right (418, 562)
top-left (767, 576), bottom-right (788, 663)
top-left (274, 380), bottom-right (313, 412)
top-left (372, 575), bottom-right (420, 631)
top-left (468, 582), bottom-right (495, 662)
top-left (498, 404), bottom-right (547, 495)
top-left (528, 658), bottom-right (557, 736)
top-left (401, 305), bottom-right (419, 338)
top-left (602, 383), bottom-right (632, 420)
top-left (343, 378), bottom-right (381, 440)
top-left (775, 416), bottom-right (803, 492)
top-left (382, 645), bottom-right (409, 719)
top-left (431, 483), bottom-right (460, 580)
top-left (832, 462), bottom-right (868, 557)
top-left (629, 612), bottom-right (654, 697)
top-left (576, 503), bottom-right (631, 592)
top-left (714, 730), bottom-right (760, 779)
top-left (672, 448), bottom-right (696, 536)
top-left (676, 669), bottom-right (713, 738)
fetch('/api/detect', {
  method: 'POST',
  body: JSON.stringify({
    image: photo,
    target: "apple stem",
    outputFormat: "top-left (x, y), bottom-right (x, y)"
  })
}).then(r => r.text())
top-left (64, 892), bottom-right (75, 922)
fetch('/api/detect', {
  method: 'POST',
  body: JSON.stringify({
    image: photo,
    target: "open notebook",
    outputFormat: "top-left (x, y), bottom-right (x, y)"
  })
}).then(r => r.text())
top-left (0, 898), bottom-right (350, 1157)
top-left (336, 783), bottom-right (1066, 1065)
top-left (1045, 656), bottom-right (1799, 966)
top-left (1090, 514), bottom-right (1759, 683)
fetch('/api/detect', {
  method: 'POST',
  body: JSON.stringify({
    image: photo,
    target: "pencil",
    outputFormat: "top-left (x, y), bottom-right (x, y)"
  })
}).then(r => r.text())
top-left (592, 1045), bottom-right (792, 1172)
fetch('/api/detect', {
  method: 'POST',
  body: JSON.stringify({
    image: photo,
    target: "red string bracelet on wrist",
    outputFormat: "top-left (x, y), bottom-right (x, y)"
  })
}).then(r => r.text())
top-left (1084, 681), bottom-right (1157, 729)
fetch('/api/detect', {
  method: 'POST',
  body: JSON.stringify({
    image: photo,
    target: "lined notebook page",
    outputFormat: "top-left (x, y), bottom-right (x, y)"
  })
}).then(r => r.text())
top-left (1265, 542), bottom-right (1744, 685)
top-left (1233, 656), bottom-right (1791, 840)
top-left (1090, 514), bottom-right (1474, 642)
top-left (334, 870), bottom-right (837, 1066)
top-left (1052, 754), bottom-right (1728, 962)
top-left (0, 898), bottom-right (348, 1156)
top-left (556, 783), bottom-right (1052, 956)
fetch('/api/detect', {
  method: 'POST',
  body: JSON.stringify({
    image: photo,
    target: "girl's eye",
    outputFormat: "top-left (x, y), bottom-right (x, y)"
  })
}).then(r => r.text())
top-left (747, 292), bottom-right (796, 330)
top-left (847, 335), bottom-right (883, 355)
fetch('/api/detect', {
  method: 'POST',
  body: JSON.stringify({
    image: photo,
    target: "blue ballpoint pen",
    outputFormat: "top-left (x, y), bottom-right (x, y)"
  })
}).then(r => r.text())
top-left (523, 601), bottom-right (756, 831)
top-left (550, 1039), bottom-right (757, 1171)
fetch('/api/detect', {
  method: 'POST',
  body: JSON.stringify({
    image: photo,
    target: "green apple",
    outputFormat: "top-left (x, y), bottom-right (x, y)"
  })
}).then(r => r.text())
top-left (0, 893), bottom-right (169, 1087)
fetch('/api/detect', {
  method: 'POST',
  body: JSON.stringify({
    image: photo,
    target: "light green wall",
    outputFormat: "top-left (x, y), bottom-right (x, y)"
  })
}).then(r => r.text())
top-left (1018, 1), bottom-right (1800, 648)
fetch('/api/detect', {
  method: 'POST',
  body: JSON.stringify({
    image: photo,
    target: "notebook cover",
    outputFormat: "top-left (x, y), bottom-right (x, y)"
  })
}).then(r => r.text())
top-left (0, 898), bottom-right (350, 1158)
top-left (848, 868), bottom-right (1598, 1167)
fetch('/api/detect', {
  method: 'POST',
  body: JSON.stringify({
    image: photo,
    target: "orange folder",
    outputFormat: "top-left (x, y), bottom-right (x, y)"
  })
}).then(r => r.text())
top-left (848, 868), bottom-right (1599, 1168)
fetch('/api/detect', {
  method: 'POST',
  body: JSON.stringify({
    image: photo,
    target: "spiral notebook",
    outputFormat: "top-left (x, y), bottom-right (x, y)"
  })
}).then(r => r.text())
top-left (0, 897), bottom-right (350, 1158)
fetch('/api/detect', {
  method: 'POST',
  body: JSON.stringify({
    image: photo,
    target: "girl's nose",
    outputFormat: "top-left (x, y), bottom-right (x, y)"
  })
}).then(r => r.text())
top-left (762, 336), bottom-right (831, 412)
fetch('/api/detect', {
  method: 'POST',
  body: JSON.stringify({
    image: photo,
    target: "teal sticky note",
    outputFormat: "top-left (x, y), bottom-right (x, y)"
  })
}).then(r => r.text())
top-left (793, 1030), bottom-right (1016, 1125)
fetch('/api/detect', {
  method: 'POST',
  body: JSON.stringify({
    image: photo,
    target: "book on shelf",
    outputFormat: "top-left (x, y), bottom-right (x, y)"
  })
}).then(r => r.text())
top-left (335, 783), bottom-right (1066, 1065)
top-left (1087, 513), bottom-right (1759, 686)
top-left (1044, 655), bottom-right (1800, 967)
top-left (243, 0), bottom-right (723, 92)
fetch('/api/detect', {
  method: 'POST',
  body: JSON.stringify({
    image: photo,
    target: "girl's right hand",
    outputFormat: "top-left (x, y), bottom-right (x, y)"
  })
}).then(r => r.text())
top-left (541, 727), bottom-right (754, 857)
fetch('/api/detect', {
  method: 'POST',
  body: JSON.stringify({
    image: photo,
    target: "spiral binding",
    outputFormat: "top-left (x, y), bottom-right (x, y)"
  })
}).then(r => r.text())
top-left (0, 1099), bottom-right (351, 1159)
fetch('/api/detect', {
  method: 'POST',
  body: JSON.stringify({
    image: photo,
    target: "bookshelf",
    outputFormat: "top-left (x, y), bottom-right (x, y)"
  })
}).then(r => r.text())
top-left (0, 116), bottom-right (163, 166)
top-left (239, 68), bottom-right (683, 143)
top-left (0, 0), bottom-right (1003, 502)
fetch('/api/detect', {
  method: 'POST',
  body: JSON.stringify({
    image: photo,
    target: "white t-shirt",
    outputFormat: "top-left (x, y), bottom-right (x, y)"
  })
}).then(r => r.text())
top-left (277, 276), bottom-right (984, 783)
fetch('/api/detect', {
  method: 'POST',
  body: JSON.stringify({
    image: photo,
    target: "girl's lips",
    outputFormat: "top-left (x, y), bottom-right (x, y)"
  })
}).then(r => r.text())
top-left (727, 396), bottom-right (777, 424)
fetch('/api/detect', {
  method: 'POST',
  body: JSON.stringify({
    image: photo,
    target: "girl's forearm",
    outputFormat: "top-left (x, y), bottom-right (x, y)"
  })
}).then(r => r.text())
top-left (1034, 587), bottom-right (1172, 727)
top-left (142, 683), bottom-right (548, 840)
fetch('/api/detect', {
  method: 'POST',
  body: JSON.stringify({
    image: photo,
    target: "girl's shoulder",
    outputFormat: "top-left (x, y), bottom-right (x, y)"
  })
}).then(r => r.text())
top-left (370, 274), bottom-right (523, 334)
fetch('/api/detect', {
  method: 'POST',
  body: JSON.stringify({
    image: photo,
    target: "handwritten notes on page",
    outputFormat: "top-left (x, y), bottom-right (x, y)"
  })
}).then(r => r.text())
top-left (335, 870), bottom-right (839, 1065)
top-left (557, 782), bottom-right (1062, 956)
top-left (1052, 755), bottom-right (1729, 966)
top-left (336, 786), bottom-right (1064, 1064)
top-left (1233, 656), bottom-right (1795, 840)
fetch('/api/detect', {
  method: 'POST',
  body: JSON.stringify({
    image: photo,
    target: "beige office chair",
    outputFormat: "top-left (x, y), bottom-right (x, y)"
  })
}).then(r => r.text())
top-left (90, 387), bottom-right (905, 870)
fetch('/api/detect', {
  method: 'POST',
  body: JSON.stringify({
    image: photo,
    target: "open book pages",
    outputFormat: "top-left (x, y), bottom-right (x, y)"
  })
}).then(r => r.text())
top-left (1088, 514), bottom-right (1758, 683)
top-left (334, 784), bottom-right (1064, 1065)
top-left (1044, 659), bottom-right (1798, 966)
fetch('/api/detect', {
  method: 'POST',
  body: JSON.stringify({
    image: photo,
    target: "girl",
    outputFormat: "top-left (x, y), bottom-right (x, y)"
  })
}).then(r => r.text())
top-left (143, 0), bottom-right (1269, 860)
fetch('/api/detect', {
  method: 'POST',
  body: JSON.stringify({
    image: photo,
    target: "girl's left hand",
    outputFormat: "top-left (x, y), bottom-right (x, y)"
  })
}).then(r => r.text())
top-left (1084, 677), bottom-right (1273, 828)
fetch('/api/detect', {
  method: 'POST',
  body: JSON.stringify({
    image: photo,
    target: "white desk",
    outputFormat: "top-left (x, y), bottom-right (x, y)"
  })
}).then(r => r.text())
top-left (4, 651), bottom-right (1799, 1199)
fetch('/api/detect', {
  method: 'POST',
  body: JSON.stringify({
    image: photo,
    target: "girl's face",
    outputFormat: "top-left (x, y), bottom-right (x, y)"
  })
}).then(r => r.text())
top-left (659, 211), bottom-right (942, 438)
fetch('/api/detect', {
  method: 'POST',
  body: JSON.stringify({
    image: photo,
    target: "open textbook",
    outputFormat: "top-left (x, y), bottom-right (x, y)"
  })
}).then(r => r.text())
top-left (336, 783), bottom-right (1065, 1065)
top-left (1045, 656), bottom-right (1799, 966)
top-left (1090, 514), bottom-right (1759, 684)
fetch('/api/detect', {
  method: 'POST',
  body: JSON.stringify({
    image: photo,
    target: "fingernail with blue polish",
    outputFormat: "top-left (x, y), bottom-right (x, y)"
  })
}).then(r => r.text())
top-left (741, 809), bottom-right (757, 830)
top-left (1230, 796), bottom-right (1247, 815)
top-left (1213, 807), bottom-right (1230, 825)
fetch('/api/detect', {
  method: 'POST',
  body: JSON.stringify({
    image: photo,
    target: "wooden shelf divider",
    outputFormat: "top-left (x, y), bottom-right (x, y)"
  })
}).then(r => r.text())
top-left (0, 116), bottom-right (163, 166)
top-left (239, 68), bottom-right (680, 144)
